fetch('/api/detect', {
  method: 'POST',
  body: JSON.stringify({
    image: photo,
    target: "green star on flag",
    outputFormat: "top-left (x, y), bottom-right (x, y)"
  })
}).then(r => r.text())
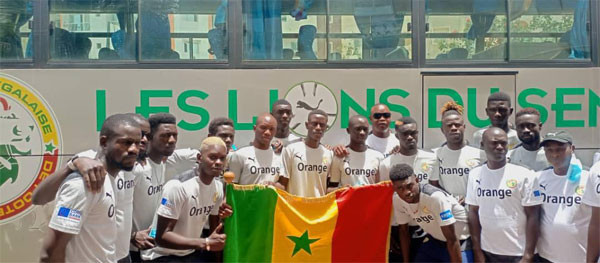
top-left (45, 142), bottom-right (56, 153)
top-left (287, 230), bottom-right (320, 256)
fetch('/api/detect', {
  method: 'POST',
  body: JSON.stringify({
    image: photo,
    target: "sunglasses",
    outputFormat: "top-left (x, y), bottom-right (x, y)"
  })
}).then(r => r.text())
top-left (372, 112), bottom-right (391, 119)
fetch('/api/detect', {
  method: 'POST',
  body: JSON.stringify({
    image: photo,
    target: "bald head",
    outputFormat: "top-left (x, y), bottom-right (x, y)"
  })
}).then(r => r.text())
top-left (482, 127), bottom-right (508, 164)
top-left (256, 113), bottom-right (277, 126)
top-left (254, 113), bottom-right (277, 149)
top-left (370, 103), bottom-right (390, 113)
top-left (482, 127), bottom-right (507, 142)
top-left (349, 115), bottom-right (369, 128)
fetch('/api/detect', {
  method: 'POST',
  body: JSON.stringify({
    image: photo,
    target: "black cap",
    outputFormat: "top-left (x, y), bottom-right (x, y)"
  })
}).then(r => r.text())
top-left (540, 130), bottom-right (573, 146)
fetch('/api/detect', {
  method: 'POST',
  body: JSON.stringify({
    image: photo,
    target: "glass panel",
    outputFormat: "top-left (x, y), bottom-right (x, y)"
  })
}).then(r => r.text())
top-left (140, 0), bottom-right (227, 61)
top-left (328, 0), bottom-right (411, 61)
top-left (0, 0), bottom-right (33, 60)
top-left (242, 0), bottom-right (326, 60)
top-left (426, 0), bottom-right (507, 61)
top-left (49, 0), bottom-right (137, 60)
top-left (509, 0), bottom-right (591, 60)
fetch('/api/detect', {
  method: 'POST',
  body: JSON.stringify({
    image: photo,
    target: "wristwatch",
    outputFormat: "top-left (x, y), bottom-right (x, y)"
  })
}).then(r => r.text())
top-left (67, 155), bottom-right (79, 171)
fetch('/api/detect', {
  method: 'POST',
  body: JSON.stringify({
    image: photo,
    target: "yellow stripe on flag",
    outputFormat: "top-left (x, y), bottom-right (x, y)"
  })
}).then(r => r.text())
top-left (271, 189), bottom-right (338, 262)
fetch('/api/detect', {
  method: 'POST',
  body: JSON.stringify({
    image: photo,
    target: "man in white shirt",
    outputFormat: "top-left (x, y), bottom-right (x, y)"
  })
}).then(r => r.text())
top-left (466, 127), bottom-right (542, 263)
top-left (229, 113), bottom-right (282, 185)
top-left (366, 104), bottom-right (400, 156)
top-left (278, 109), bottom-right (333, 197)
top-left (328, 115), bottom-right (383, 189)
top-left (391, 163), bottom-right (471, 263)
top-left (536, 130), bottom-right (591, 262)
top-left (270, 99), bottom-right (302, 151)
top-left (143, 137), bottom-right (230, 262)
top-left (508, 108), bottom-right (550, 171)
top-left (430, 101), bottom-right (481, 203)
top-left (471, 92), bottom-right (519, 150)
top-left (40, 114), bottom-right (141, 263)
top-left (584, 162), bottom-right (600, 263)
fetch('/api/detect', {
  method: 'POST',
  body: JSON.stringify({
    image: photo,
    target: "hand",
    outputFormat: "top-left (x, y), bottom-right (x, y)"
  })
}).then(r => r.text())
top-left (271, 139), bottom-right (284, 154)
top-left (131, 228), bottom-right (155, 250)
top-left (332, 145), bottom-right (349, 158)
top-left (518, 254), bottom-right (534, 263)
top-left (206, 223), bottom-right (227, 251)
top-left (218, 203), bottom-right (233, 219)
top-left (388, 145), bottom-right (401, 155)
top-left (263, 181), bottom-right (285, 190)
top-left (74, 157), bottom-right (106, 193)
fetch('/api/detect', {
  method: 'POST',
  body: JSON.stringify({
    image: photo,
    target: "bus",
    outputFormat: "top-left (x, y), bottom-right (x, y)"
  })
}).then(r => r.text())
top-left (1, 0), bottom-right (598, 261)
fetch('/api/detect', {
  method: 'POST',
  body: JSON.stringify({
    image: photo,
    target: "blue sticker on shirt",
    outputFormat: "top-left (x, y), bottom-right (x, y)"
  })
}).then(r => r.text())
top-left (161, 198), bottom-right (168, 205)
top-left (57, 206), bottom-right (81, 221)
top-left (533, 190), bottom-right (541, 197)
top-left (440, 209), bottom-right (454, 221)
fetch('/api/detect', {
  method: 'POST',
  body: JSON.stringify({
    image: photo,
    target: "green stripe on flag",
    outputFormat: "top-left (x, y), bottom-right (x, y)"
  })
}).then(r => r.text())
top-left (224, 185), bottom-right (278, 262)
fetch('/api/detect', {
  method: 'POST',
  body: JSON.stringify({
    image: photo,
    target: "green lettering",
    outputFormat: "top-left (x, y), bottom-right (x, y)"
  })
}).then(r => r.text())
top-left (379, 89), bottom-right (410, 128)
top-left (589, 89), bottom-right (600, 127)
top-left (96, 90), bottom-right (106, 131)
top-left (135, 90), bottom-right (172, 118)
top-left (228, 90), bottom-right (256, 130)
top-left (340, 89), bottom-right (375, 128)
top-left (427, 88), bottom-right (463, 128)
top-left (517, 88), bottom-right (548, 123)
top-left (467, 87), bottom-right (500, 128)
top-left (1, 82), bottom-right (12, 92)
top-left (551, 88), bottom-right (585, 127)
top-left (177, 90), bottom-right (210, 131)
top-left (269, 90), bottom-right (279, 112)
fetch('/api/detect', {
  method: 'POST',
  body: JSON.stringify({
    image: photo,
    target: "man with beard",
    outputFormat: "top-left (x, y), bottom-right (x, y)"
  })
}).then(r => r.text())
top-left (328, 115), bottom-right (383, 189)
top-left (142, 137), bottom-right (230, 262)
top-left (367, 104), bottom-right (400, 156)
top-left (33, 113), bottom-right (149, 263)
top-left (430, 102), bottom-right (481, 203)
top-left (507, 108), bottom-right (550, 171)
top-left (279, 110), bottom-right (334, 197)
top-left (40, 114), bottom-right (141, 262)
top-left (471, 92), bottom-right (519, 150)
top-left (379, 116), bottom-right (436, 262)
top-left (228, 113), bottom-right (283, 185)
top-left (270, 100), bottom-right (302, 152)
top-left (536, 131), bottom-right (591, 262)
top-left (466, 128), bottom-right (542, 263)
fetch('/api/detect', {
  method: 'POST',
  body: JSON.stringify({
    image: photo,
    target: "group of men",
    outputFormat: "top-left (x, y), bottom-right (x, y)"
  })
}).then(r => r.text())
top-left (34, 93), bottom-right (599, 263)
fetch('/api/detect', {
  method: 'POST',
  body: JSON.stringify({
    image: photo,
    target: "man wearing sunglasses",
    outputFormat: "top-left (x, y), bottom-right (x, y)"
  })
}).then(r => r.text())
top-left (471, 92), bottom-right (519, 151)
top-left (367, 104), bottom-right (400, 156)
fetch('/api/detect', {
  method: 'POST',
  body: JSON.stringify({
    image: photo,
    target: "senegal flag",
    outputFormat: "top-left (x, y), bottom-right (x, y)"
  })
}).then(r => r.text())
top-left (224, 182), bottom-right (394, 262)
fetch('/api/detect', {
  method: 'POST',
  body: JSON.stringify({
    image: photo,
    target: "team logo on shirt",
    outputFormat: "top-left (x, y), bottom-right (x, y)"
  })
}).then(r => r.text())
top-left (421, 161), bottom-right (432, 173)
top-left (213, 192), bottom-right (218, 203)
top-left (465, 158), bottom-right (479, 168)
top-left (0, 74), bottom-right (62, 224)
top-left (506, 179), bottom-right (518, 189)
top-left (575, 186), bottom-right (584, 196)
top-left (422, 206), bottom-right (431, 214)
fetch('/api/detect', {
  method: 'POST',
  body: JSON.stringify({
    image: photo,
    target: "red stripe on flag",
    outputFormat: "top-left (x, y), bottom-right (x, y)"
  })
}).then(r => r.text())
top-left (331, 184), bottom-right (394, 262)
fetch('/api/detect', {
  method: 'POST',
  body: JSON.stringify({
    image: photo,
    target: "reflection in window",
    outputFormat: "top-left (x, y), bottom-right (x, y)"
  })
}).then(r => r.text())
top-left (49, 0), bottom-right (137, 60)
top-left (426, 0), bottom-right (507, 60)
top-left (329, 0), bottom-right (411, 61)
top-left (243, 0), bottom-right (325, 60)
top-left (510, 0), bottom-right (590, 60)
top-left (0, 0), bottom-right (33, 60)
top-left (140, 0), bottom-right (227, 60)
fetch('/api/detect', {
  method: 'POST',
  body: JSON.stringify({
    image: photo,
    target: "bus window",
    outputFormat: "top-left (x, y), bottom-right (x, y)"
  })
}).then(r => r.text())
top-left (49, 0), bottom-right (137, 61)
top-left (509, 0), bottom-right (591, 60)
top-left (328, 0), bottom-right (412, 61)
top-left (242, 0), bottom-right (326, 61)
top-left (0, 0), bottom-right (33, 61)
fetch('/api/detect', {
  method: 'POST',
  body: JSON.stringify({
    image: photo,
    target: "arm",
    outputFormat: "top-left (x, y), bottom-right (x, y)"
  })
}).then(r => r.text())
top-left (430, 180), bottom-right (441, 188)
top-left (440, 224), bottom-right (462, 263)
top-left (468, 205), bottom-right (485, 263)
top-left (40, 229), bottom-right (73, 263)
top-left (130, 228), bottom-right (155, 250)
top-left (155, 215), bottom-right (207, 250)
top-left (398, 224), bottom-right (411, 263)
top-left (520, 205), bottom-right (540, 263)
top-left (587, 206), bottom-right (600, 263)
top-left (32, 165), bottom-right (72, 205)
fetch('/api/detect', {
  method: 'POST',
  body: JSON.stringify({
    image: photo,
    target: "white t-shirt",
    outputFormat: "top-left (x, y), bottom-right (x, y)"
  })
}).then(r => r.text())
top-left (130, 158), bottom-right (166, 251)
top-left (75, 150), bottom-right (134, 260)
top-left (366, 133), bottom-right (400, 156)
top-left (394, 184), bottom-right (470, 242)
top-left (379, 150), bottom-right (436, 184)
top-left (593, 152), bottom-right (600, 165)
top-left (275, 133), bottom-right (302, 147)
top-left (465, 163), bottom-right (542, 256)
top-left (471, 128), bottom-right (519, 150)
top-left (330, 148), bottom-right (384, 187)
top-left (583, 162), bottom-right (600, 207)
top-left (430, 145), bottom-right (481, 199)
top-left (281, 141), bottom-right (333, 197)
top-left (508, 145), bottom-right (550, 172)
top-left (537, 168), bottom-right (590, 263)
top-left (166, 148), bottom-right (199, 181)
top-left (48, 173), bottom-right (117, 263)
top-left (142, 173), bottom-right (223, 260)
top-left (228, 145), bottom-right (282, 185)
